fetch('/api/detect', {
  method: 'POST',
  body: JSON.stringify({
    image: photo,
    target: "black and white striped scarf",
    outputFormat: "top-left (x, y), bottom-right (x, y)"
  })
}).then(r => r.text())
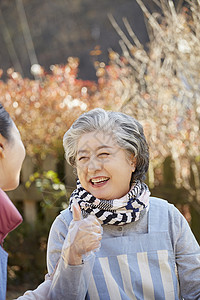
top-left (69, 179), bottom-right (150, 225)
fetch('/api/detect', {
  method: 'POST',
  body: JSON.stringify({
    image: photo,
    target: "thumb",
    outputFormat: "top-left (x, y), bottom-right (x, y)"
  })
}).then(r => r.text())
top-left (72, 199), bottom-right (82, 221)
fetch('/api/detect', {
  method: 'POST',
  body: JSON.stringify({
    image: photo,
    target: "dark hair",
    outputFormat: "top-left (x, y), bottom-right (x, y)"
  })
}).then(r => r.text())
top-left (0, 103), bottom-right (13, 141)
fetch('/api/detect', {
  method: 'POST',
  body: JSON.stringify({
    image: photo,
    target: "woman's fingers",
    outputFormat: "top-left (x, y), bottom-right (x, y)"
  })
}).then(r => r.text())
top-left (72, 199), bottom-right (82, 221)
top-left (79, 224), bottom-right (101, 234)
top-left (67, 209), bottom-right (103, 257)
top-left (72, 226), bottom-right (102, 254)
top-left (87, 214), bottom-right (101, 226)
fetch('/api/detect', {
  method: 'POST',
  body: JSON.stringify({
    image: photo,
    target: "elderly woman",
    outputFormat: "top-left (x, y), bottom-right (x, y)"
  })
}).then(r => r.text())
top-left (47, 108), bottom-right (200, 300)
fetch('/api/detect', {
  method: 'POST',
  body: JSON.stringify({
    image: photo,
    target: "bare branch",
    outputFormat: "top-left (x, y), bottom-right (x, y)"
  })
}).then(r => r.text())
top-left (122, 17), bottom-right (143, 49)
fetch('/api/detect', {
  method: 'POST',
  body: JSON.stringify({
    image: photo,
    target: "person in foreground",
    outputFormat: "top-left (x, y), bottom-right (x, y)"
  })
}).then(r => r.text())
top-left (0, 103), bottom-right (25, 299)
top-left (0, 103), bottom-right (55, 299)
top-left (47, 108), bottom-right (200, 300)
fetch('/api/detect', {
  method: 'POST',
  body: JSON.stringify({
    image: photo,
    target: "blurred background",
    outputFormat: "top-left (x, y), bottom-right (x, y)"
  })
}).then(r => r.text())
top-left (0, 0), bottom-right (199, 299)
top-left (0, 0), bottom-right (151, 80)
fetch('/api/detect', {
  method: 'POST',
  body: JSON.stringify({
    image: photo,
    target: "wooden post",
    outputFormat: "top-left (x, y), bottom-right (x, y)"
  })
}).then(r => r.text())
top-left (23, 200), bottom-right (37, 224)
top-left (64, 161), bottom-right (76, 188)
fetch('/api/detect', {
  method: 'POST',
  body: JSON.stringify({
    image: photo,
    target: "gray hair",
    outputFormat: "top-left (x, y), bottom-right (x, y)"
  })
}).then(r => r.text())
top-left (63, 108), bottom-right (149, 181)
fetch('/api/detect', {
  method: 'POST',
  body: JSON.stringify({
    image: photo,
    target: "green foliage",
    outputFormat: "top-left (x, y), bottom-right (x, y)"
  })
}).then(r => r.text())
top-left (26, 170), bottom-right (69, 210)
top-left (4, 220), bottom-right (50, 286)
top-left (4, 170), bottom-right (73, 288)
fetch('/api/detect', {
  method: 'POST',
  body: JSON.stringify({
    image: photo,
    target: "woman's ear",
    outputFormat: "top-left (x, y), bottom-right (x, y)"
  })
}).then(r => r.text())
top-left (130, 155), bottom-right (137, 172)
top-left (0, 134), bottom-right (5, 159)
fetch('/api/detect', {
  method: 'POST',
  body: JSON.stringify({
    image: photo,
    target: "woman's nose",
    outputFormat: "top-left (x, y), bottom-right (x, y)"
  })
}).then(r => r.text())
top-left (87, 157), bottom-right (102, 172)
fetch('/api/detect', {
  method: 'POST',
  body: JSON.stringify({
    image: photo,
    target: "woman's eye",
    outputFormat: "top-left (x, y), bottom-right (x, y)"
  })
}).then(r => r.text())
top-left (78, 156), bottom-right (89, 161)
top-left (98, 153), bottom-right (110, 158)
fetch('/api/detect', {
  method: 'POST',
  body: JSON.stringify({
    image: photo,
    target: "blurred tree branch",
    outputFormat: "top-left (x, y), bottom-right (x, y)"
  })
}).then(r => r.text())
top-left (105, 0), bottom-right (200, 213)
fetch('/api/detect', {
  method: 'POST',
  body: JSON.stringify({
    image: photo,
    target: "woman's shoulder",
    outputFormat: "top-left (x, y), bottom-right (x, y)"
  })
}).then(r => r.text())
top-left (48, 208), bottom-right (72, 238)
top-left (150, 196), bottom-right (179, 212)
top-left (149, 196), bottom-right (188, 231)
top-left (47, 208), bottom-right (73, 273)
top-left (60, 207), bottom-right (73, 224)
top-left (52, 207), bottom-right (73, 228)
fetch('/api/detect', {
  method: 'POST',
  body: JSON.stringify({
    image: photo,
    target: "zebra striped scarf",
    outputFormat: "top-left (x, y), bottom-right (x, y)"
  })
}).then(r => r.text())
top-left (69, 179), bottom-right (150, 225)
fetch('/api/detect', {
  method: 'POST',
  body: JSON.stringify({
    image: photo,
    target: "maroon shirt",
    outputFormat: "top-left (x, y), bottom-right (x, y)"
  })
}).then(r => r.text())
top-left (0, 188), bottom-right (22, 246)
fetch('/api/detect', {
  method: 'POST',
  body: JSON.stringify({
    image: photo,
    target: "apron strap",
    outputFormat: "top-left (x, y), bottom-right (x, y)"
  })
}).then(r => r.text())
top-left (148, 197), bottom-right (169, 233)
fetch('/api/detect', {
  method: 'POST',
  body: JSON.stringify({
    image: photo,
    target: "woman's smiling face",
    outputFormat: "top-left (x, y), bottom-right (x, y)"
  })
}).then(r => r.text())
top-left (76, 131), bottom-right (136, 200)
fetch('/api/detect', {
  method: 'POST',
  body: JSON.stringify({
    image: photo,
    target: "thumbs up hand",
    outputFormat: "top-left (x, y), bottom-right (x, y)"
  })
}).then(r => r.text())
top-left (72, 198), bottom-right (82, 221)
top-left (62, 199), bottom-right (102, 266)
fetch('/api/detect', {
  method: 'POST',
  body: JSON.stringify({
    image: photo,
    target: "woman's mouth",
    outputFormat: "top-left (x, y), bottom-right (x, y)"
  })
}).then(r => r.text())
top-left (90, 177), bottom-right (110, 186)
